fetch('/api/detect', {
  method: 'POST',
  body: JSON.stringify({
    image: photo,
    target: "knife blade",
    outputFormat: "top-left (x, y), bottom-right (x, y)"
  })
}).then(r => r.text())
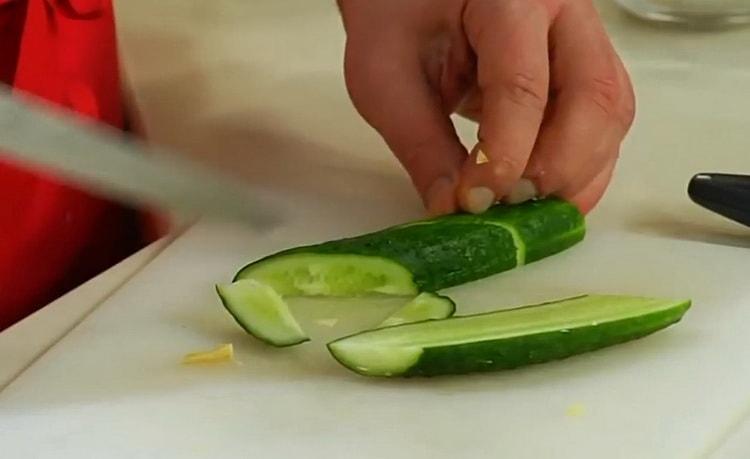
top-left (0, 86), bottom-right (284, 229)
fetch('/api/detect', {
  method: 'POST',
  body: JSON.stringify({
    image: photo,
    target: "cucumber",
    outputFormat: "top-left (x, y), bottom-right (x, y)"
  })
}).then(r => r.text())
top-left (327, 295), bottom-right (691, 377)
top-left (482, 202), bottom-right (585, 264)
top-left (236, 253), bottom-right (418, 297)
top-left (235, 199), bottom-right (584, 294)
top-left (216, 279), bottom-right (309, 347)
top-left (378, 293), bottom-right (456, 328)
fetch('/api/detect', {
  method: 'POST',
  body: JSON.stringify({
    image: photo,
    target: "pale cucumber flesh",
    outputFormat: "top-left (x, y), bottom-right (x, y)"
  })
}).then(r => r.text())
top-left (216, 279), bottom-right (309, 347)
top-left (328, 295), bottom-right (691, 377)
top-left (237, 253), bottom-right (418, 297)
top-left (378, 293), bottom-right (456, 328)
top-left (219, 200), bottom-right (594, 356)
top-left (235, 200), bottom-right (584, 293)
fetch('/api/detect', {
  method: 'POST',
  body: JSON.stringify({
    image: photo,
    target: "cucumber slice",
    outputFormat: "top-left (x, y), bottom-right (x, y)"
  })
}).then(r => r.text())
top-left (235, 199), bottom-right (584, 293)
top-left (216, 279), bottom-right (309, 347)
top-left (328, 295), bottom-right (691, 377)
top-left (378, 293), bottom-right (456, 328)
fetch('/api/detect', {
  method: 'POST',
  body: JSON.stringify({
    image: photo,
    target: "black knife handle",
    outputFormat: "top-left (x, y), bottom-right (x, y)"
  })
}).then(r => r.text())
top-left (688, 173), bottom-right (750, 228)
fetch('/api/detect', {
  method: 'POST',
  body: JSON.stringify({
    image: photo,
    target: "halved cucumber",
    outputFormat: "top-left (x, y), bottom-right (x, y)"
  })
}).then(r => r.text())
top-left (235, 199), bottom-right (584, 294)
top-left (238, 253), bottom-right (418, 297)
top-left (328, 295), bottom-right (691, 377)
top-left (216, 279), bottom-right (308, 347)
top-left (378, 293), bottom-right (456, 328)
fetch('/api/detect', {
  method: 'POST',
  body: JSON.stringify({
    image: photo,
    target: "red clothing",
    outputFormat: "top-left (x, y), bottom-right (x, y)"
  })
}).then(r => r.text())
top-left (0, 0), bottom-right (142, 330)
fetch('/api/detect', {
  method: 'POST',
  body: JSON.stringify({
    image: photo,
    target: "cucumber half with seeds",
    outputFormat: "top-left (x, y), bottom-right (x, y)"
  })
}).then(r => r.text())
top-left (234, 199), bottom-right (584, 294)
top-left (238, 253), bottom-right (418, 297)
top-left (216, 279), bottom-right (308, 347)
top-left (378, 293), bottom-right (456, 328)
top-left (328, 295), bottom-right (691, 377)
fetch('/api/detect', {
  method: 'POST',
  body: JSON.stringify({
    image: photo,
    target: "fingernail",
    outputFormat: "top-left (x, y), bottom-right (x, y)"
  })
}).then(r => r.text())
top-left (505, 178), bottom-right (539, 205)
top-left (465, 187), bottom-right (496, 214)
top-left (425, 176), bottom-right (455, 214)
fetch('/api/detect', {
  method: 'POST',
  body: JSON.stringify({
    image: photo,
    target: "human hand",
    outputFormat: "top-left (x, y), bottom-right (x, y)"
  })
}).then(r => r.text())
top-left (339, 0), bottom-right (635, 215)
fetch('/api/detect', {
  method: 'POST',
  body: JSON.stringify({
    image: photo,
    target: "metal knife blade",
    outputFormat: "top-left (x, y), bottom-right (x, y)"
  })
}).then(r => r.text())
top-left (0, 86), bottom-right (284, 229)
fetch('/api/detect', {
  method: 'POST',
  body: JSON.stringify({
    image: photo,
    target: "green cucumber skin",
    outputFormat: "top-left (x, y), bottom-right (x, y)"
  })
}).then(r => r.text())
top-left (483, 199), bottom-right (585, 264)
top-left (215, 285), bottom-right (309, 347)
top-left (235, 199), bottom-right (584, 292)
top-left (327, 297), bottom-right (691, 378)
top-left (404, 302), bottom-right (690, 377)
top-left (295, 223), bottom-right (516, 293)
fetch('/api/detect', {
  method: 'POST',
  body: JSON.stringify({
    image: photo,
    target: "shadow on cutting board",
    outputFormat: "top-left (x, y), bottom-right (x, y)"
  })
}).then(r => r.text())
top-left (625, 206), bottom-right (750, 250)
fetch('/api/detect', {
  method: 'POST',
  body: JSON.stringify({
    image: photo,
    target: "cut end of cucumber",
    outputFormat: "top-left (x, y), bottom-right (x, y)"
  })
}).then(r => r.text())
top-left (235, 253), bottom-right (419, 297)
top-left (485, 199), bottom-right (585, 264)
top-left (328, 295), bottom-right (691, 377)
top-left (327, 342), bottom-right (423, 377)
top-left (216, 280), bottom-right (309, 347)
top-left (378, 292), bottom-right (456, 328)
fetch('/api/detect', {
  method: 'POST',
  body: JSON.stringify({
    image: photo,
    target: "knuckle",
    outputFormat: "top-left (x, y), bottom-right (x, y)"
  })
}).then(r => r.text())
top-left (401, 137), bottom-right (430, 165)
top-left (578, 73), bottom-right (622, 118)
top-left (619, 82), bottom-right (636, 130)
top-left (343, 40), bottom-right (389, 105)
top-left (498, 0), bottom-right (551, 21)
top-left (491, 153), bottom-right (526, 177)
top-left (501, 72), bottom-right (548, 112)
top-left (343, 59), bottom-right (367, 107)
top-left (343, 45), bottom-right (372, 101)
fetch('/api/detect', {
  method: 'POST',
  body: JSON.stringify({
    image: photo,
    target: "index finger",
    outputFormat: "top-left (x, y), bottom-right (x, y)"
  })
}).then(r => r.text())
top-left (458, 0), bottom-right (552, 213)
top-left (344, 36), bottom-right (467, 215)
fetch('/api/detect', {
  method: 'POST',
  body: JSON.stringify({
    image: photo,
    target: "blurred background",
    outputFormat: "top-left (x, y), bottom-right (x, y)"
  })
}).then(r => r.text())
top-left (115, 0), bottom-right (750, 234)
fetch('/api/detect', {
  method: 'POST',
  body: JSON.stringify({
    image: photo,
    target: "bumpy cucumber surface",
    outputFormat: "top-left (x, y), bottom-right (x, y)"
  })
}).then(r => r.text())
top-left (235, 199), bottom-right (584, 294)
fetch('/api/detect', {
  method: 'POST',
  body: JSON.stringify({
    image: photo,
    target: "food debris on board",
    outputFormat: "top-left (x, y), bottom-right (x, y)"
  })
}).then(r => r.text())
top-left (315, 318), bottom-right (339, 328)
top-left (182, 343), bottom-right (234, 364)
top-left (566, 403), bottom-right (587, 418)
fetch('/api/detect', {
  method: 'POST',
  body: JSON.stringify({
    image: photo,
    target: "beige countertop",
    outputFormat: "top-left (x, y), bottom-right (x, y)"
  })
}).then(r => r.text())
top-left (0, 239), bottom-right (171, 389)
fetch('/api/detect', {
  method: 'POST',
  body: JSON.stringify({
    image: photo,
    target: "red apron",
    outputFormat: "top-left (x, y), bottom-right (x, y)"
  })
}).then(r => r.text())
top-left (0, 0), bottom-right (142, 330)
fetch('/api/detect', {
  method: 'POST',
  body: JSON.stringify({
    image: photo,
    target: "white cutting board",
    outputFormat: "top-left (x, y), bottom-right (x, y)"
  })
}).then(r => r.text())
top-left (3, 1), bottom-right (750, 458)
top-left (1, 73), bottom-right (750, 459)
